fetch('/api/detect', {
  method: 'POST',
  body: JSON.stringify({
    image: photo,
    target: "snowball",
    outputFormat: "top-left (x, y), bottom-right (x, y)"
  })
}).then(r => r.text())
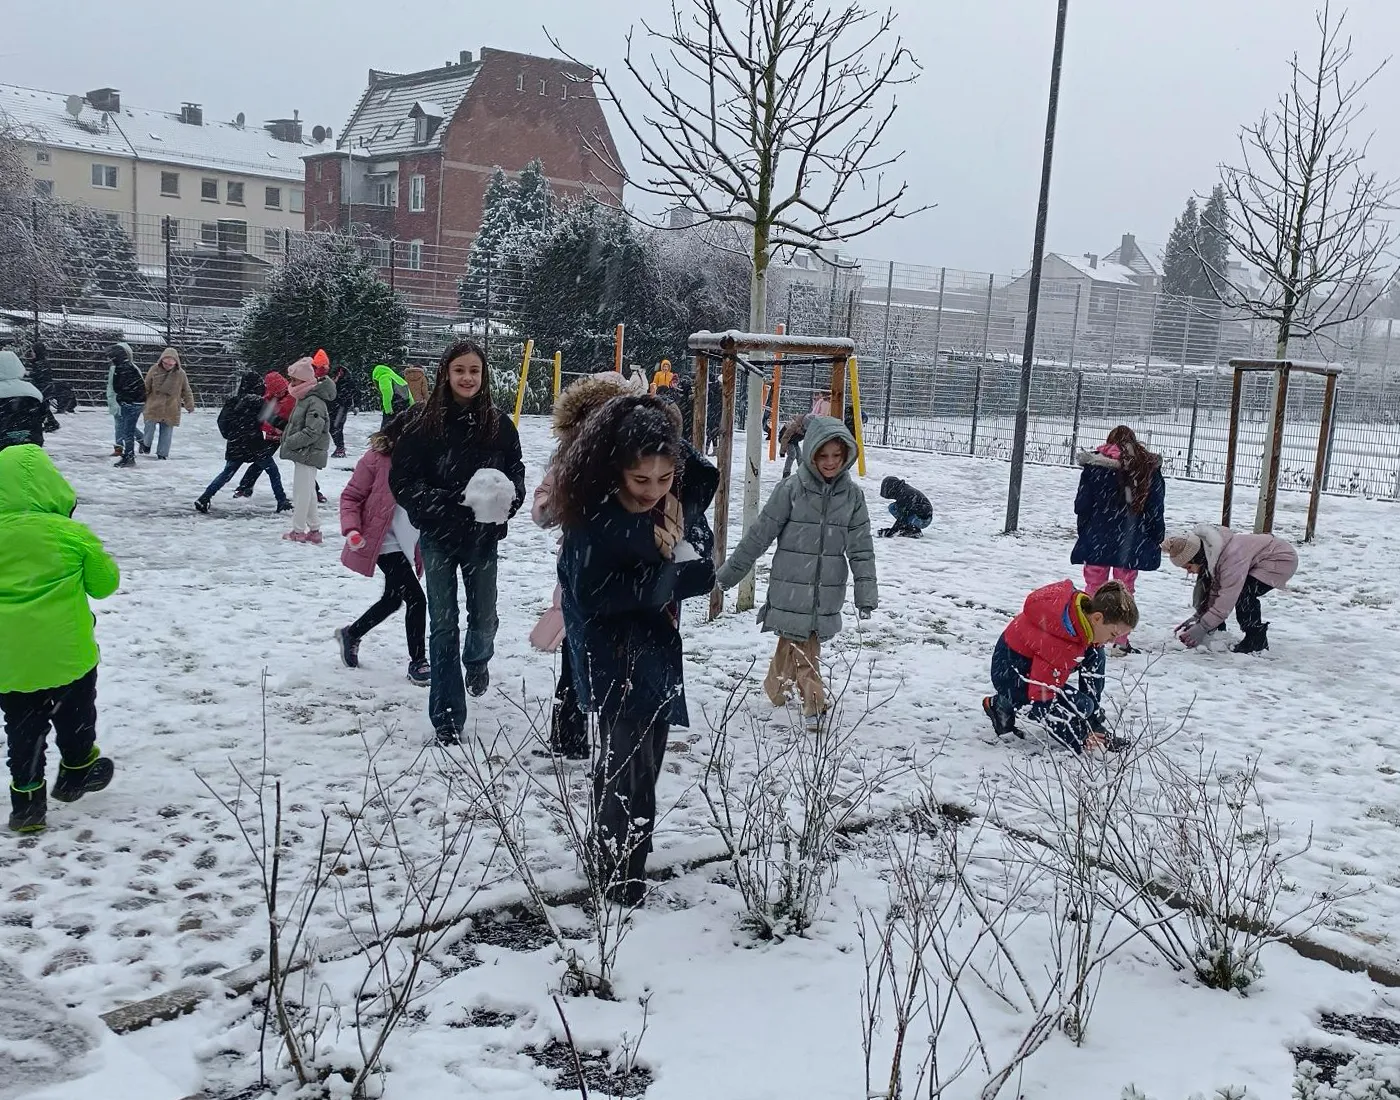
top-left (673, 540), bottom-right (699, 563)
top-left (461, 468), bottom-right (517, 525)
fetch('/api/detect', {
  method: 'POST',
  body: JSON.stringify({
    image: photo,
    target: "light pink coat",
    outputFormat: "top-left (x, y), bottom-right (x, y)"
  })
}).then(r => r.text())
top-left (529, 466), bottom-right (566, 652)
top-left (1196, 524), bottom-right (1298, 629)
top-left (339, 449), bottom-right (422, 578)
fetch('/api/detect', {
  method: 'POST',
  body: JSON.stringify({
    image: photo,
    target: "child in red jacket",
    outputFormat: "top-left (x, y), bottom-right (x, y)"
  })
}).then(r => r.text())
top-left (983, 579), bottom-right (1138, 752)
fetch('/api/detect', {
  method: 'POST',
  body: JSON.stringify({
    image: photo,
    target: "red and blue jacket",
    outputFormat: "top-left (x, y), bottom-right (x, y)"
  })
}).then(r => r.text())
top-left (1000, 580), bottom-right (1095, 702)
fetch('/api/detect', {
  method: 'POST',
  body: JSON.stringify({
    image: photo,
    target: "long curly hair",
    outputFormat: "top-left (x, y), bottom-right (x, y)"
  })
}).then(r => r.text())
top-left (417, 338), bottom-right (497, 440)
top-left (553, 395), bottom-right (684, 529)
top-left (1106, 425), bottom-right (1161, 515)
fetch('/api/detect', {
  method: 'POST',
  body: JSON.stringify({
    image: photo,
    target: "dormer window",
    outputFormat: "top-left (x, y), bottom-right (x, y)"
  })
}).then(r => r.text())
top-left (408, 102), bottom-right (443, 145)
top-left (414, 115), bottom-right (429, 143)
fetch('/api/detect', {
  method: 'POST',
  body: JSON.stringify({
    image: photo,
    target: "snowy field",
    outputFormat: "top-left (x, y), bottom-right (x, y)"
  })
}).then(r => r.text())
top-left (7, 408), bottom-right (1400, 1098)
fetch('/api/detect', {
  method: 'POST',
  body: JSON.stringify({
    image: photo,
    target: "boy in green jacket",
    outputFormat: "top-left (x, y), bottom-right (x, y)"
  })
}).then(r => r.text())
top-left (370, 363), bottom-right (414, 427)
top-left (0, 445), bottom-right (119, 833)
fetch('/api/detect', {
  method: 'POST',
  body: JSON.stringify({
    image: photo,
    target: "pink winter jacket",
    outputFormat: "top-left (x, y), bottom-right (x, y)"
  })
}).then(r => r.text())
top-left (1195, 524), bottom-right (1298, 630)
top-left (339, 449), bottom-right (422, 578)
top-left (529, 465), bottom-right (566, 652)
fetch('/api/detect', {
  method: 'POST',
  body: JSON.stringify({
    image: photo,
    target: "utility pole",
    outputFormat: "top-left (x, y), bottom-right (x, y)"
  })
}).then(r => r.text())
top-left (1005, 0), bottom-right (1070, 534)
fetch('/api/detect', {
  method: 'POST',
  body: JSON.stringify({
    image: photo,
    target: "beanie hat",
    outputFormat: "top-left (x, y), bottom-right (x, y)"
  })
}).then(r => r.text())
top-left (1162, 532), bottom-right (1203, 569)
top-left (311, 348), bottom-right (330, 376)
top-left (287, 357), bottom-right (316, 384)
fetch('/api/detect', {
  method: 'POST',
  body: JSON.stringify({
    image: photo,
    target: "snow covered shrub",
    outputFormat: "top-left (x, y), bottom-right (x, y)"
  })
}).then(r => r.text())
top-left (1122, 1087), bottom-right (1256, 1100)
top-left (1294, 1053), bottom-right (1400, 1099)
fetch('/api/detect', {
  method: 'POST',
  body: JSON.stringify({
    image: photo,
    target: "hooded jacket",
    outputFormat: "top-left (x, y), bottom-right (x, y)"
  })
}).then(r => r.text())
top-left (340, 448), bottom-right (423, 578)
top-left (1070, 446), bottom-right (1166, 571)
top-left (371, 365), bottom-right (414, 416)
top-left (109, 343), bottom-right (144, 405)
top-left (0, 445), bottom-right (120, 693)
top-left (404, 365), bottom-right (430, 404)
top-left (1189, 524), bottom-right (1299, 630)
top-left (716, 416), bottom-right (878, 641)
top-left (143, 351), bottom-right (196, 426)
top-left (1000, 580), bottom-right (1095, 703)
top-left (217, 371), bottom-right (270, 463)
top-left (0, 350), bottom-right (47, 451)
top-left (279, 376), bottom-right (337, 468)
top-left (879, 476), bottom-right (933, 522)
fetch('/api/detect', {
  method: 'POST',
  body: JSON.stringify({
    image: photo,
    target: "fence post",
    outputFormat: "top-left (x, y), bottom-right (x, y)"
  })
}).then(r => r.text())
top-left (1068, 371), bottom-right (1084, 462)
top-left (1383, 319), bottom-right (1394, 397)
top-left (1186, 378), bottom-right (1200, 478)
top-left (969, 361), bottom-right (984, 456)
top-left (1105, 290), bottom-right (1121, 414)
top-left (163, 216), bottom-right (173, 345)
top-left (388, 238), bottom-right (396, 292)
top-left (1066, 283), bottom-right (1081, 371)
top-left (31, 200), bottom-right (40, 330)
top-left (980, 273), bottom-right (994, 366)
top-left (879, 259), bottom-right (896, 445)
top-left (1321, 379), bottom-right (1342, 492)
top-left (929, 266), bottom-right (946, 416)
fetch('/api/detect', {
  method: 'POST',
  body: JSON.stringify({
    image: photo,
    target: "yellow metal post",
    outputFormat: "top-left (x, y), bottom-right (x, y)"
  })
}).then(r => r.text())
top-left (552, 350), bottom-right (562, 402)
top-left (849, 354), bottom-right (867, 477)
top-left (512, 338), bottom-right (535, 427)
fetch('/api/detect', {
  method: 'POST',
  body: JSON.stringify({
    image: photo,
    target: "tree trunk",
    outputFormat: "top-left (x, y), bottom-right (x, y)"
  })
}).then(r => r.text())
top-left (737, 236), bottom-right (769, 613)
top-left (1252, 305), bottom-right (1292, 533)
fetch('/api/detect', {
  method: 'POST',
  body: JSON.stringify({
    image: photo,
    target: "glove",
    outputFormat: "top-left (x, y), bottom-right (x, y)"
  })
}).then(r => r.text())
top-left (346, 530), bottom-right (365, 550)
top-left (1178, 620), bottom-right (1209, 648)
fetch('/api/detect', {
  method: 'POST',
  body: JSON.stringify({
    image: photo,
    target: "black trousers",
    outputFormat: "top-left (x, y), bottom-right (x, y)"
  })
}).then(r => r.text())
top-left (1, 668), bottom-right (99, 790)
top-left (593, 714), bottom-right (669, 883)
top-left (550, 643), bottom-right (587, 755)
top-left (346, 552), bottom-right (426, 665)
top-left (329, 404), bottom-right (350, 451)
top-left (1234, 577), bottom-right (1273, 632)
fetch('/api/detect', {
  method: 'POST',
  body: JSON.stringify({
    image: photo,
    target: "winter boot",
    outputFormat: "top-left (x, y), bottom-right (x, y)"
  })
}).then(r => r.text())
top-left (332, 447), bottom-right (347, 459)
top-left (51, 749), bottom-right (114, 804)
top-left (982, 696), bottom-right (1019, 738)
top-left (114, 453), bottom-right (136, 468)
top-left (110, 444), bottom-right (123, 457)
top-left (194, 497), bottom-right (211, 514)
top-left (465, 666), bottom-right (490, 698)
top-left (407, 659), bottom-right (431, 686)
top-left (233, 487), bottom-right (253, 499)
top-left (435, 727), bottom-right (462, 747)
top-left (335, 626), bottom-right (360, 669)
top-left (138, 442), bottom-right (151, 455)
top-left (1232, 624), bottom-right (1270, 654)
top-left (8, 783), bottom-right (46, 834)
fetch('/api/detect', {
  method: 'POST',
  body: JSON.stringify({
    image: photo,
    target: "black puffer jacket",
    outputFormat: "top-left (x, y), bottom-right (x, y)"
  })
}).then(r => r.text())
top-left (109, 347), bottom-right (145, 405)
top-left (879, 476), bottom-right (933, 523)
top-left (218, 372), bottom-right (270, 464)
top-left (390, 401), bottom-right (526, 554)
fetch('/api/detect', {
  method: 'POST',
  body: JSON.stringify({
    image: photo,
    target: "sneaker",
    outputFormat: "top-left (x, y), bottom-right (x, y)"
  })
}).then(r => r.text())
top-left (51, 752), bottom-right (114, 804)
top-left (897, 528), bottom-right (924, 539)
top-left (465, 666), bottom-right (489, 698)
top-left (435, 727), bottom-right (462, 747)
top-left (8, 783), bottom-right (46, 834)
top-left (138, 443), bottom-right (151, 455)
top-left (335, 627), bottom-right (360, 669)
top-left (332, 448), bottom-right (347, 458)
top-left (282, 530), bottom-right (308, 542)
top-left (275, 499), bottom-right (293, 513)
top-left (982, 696), bottom-right (1019, 738)
top-left (305, 530), bottom-right (324, 545)
top-left (194, 498), bottom-right (210, 514)
top-left (316, 491), bottom-right (328, 504)
top-left (114, 454), bottom-right (135, 468)
top-left (407, 659), bottom-right (431, 686)
top-left (233, 488), bottom-right (252, 499)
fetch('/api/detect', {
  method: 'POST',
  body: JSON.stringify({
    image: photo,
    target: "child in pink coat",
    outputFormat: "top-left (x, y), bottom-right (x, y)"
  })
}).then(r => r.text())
top-left (1164, 525), bottom-right (1298, 654)
top-left (334, 414), bottom-right (427, 683)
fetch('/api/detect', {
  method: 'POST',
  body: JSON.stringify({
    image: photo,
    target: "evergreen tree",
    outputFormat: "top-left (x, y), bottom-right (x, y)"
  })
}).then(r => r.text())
top-left (1197, 184), bottom-right (1231, 296)
top-left (514, 158), bottom-right (551, 233)
top-left (1161, 198), bottom-right (1201, 299)
top-left (64, 207), bottom-right (145, 302)
top-left (237, 234), bottom-right (407, 374)
top-left (460, 167), bottom-right (519, 317)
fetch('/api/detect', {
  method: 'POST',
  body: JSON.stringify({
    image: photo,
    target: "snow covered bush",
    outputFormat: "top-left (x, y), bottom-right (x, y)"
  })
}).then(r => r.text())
top-left (1294, 1053), bottom-right (1400, 1099)
top-left (1122, 1087), bottom-right (1256, 1100)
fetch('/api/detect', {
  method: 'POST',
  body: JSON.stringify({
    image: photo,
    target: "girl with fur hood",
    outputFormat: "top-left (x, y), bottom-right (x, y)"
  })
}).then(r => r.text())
top-left (554, 395), bottom-right (716, 905)
top-left (336, 413), bottom-right (427, 683)
top-left (716, 416), bottom-right (878, 729)
top-left (279, 358), bottom-right (336, 543)
top-left (1070, 426), bottom-right (1166, 653)
top-left (1163, 525), bottom-right (1298, 654)
top-left (139, 348), bottom-right (195, 459)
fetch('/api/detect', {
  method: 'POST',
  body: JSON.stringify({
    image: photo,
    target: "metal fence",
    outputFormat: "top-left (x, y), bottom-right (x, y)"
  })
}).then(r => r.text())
top-left (8, 204), bottom-right (1400, 499)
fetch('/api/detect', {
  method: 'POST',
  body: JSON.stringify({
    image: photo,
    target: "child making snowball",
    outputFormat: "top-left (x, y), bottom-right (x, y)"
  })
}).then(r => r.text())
top-left (197, 371), bottom-right (289, 513)
top-left (878, 476), bottom-right (933, 538)
top-left (716, 416), bottom-right (878, 730)
top-left (279, 357), bottom-right (336, 543)
top-left (0, 445), bottom-right (119, 833)
top-left (336, 414), bottom-right (427, 683)
top-left (984, 579), bottom-right (1138, 753)
top-left (554, 394), bottom-right (715, 905)
top-left (1163, 525), bottom-right (1298, 654)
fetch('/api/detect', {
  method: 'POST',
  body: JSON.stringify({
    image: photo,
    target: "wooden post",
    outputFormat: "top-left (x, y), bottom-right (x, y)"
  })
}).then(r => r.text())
top-left (692, 353), bottom-right (709, 450)
top-left (768, 323), bottom-right (784, 461)
top-left (849, 355), bottom-right (867, 476)
top-left (613, 324), bottom-right (625, 373)
top-left (552, 351), bottom-right (562, 402)
top-left (511, 338), bottom-right (534, 427)
top-left (1306, 371), bottom-right (1338, 543)
top-left (830, 357), bottom-right (848, 420)
top-left (710, 355), bottom-right (737, 621)
top-left (1221, 365), bottom-right (1244, 527)
top-left (1186, 378), bottom-right (1201, 479)
top-left (1259, 365), bottom-right (1291, 533)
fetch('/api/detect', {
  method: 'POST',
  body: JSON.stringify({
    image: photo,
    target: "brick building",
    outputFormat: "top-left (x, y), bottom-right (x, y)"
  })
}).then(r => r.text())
top-left (303, 46), bottom-right (623, 311)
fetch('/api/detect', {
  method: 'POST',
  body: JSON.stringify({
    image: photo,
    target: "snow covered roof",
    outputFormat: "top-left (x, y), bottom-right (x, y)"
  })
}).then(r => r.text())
top-left (1104, 239), bottom-right (1161, 279)
top-left (1049, 253), bottom-right (1139, 286)
top-left (0, 309), bottom-right (167, 344)
top-left (0, 83), bottom-right (310, 180)
top-left (338, 63), bottom-right (481, 157)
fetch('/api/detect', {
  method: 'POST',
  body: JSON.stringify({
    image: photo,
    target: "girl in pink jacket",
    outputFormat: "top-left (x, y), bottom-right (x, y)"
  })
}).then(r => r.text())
top-left (334, 414), bottom-right (427, 683)
top-left (1163, 525), bottom-right (1299, 654)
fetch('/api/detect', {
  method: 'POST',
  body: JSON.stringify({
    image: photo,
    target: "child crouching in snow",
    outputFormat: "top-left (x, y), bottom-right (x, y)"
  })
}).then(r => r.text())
top-left (1163, 525), bottom-right (1298, 654)
top-left (0, 445), bottom-right (119, 833)
top-left (878, 476), bottom-right (933, 538)
top-left (336, 413), bottom-right (428, 684)
top-left (983, 579), bottom-right (1138, 753)
top-left (716, 416), bottom-right (878, 730)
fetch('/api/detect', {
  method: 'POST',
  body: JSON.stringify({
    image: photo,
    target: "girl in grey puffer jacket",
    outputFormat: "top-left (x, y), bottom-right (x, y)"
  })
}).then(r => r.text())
top-left (717, 416), bottom-right (878, 724)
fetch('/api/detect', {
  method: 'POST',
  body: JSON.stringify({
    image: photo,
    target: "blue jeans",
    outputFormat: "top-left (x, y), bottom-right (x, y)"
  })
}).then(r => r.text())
top-left (990, 636), bottom-right (1105, 752)
top-left (200, 459), bottom-right (246, 502)
top-left (142, 420), bottom-right (175, 458)
top-left (422, 536), bottom-right (499, 735)
top-left (887, 503), bottom-right (930, 530)
top-left (116, 403), bottom-right (143, 457)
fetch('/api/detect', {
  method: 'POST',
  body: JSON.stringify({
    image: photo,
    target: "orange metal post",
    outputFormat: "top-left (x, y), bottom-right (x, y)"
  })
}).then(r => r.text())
top-left (614, 324), bottom-right (625, 374)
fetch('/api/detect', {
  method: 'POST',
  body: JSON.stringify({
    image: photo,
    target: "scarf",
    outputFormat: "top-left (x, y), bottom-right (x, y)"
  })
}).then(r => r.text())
top-left (288, 376), bottom-right (317, 401)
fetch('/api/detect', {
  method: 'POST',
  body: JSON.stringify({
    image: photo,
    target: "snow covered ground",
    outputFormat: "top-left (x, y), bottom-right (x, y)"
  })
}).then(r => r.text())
top-left (6, 408), bottom-right (1400, 1098)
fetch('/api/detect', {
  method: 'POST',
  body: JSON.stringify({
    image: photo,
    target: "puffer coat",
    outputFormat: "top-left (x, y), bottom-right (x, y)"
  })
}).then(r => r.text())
top-left (1191, 524), bottom-right (1299, 630)
top-left (716, 416), bottom-right (877, 641)
top-left (278, 377), bottom-right (337, 468)
top-left (1070, 448), bottom-right (1166, 571)
top-left (143, 358), bottom-right (196, 425)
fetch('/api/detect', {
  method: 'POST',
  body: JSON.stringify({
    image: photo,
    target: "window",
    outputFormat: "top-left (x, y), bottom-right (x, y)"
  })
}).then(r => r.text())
top-left (326, 188), bottom-right (333, 204)
top-left (366, 239), bottom-right (390, 267)
top-left (91, 163), bottom-right (118, 189)
top-left (200, 221), bottom-right (218, 245)
top-left (199, 177), bottom-right (218, 202)
top-left (315, 163), bottom-right (322, 183)
top-left (562, 83), bottom-right (568, 101)
top-left (290, 188), bottom-right (304, 214)
top-left (160, 171), bottom-right (180, 196)
top-left (516, 73), bottom-right (524, 92)
top-left (264, 229), bottom-right (283, 254)
top-left (34, 179), bottom-right (54, 199)
top-left (36, 150), bottom-right (50, 164)
top-left (414, 115), bottom-right (429, 144)
top-left (407, 239), bottom-right (423, 270)
top-left (409, 174), bottom-right (426, 212)
top-left (538, 79), bottom-right (547, 95)
top-left (264, 186), bottom-right (281, 209)
top-left (373, 179), bottom-right (396, 207)
top-left (227, 181), bottom-right (245, 205)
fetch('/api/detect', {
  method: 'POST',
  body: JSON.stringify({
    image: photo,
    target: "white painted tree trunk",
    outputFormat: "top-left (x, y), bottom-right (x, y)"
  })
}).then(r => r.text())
top-left (1252, 333), bottom-right (1289, 533)
top-left (737, 259), bottom-right (768, 613)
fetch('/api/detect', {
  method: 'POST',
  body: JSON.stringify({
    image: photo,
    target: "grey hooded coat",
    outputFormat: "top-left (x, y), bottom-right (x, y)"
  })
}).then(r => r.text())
top-left (716, 416), bottom-right (878, 641)
top-left (278, 377), bottom-right (337, 468)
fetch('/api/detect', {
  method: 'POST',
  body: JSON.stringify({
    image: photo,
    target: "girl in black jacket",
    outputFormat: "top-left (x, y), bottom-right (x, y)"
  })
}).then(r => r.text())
top-left (554, 395), bottom-right (715, 906)
top-left (389, 340), bottom-right (525, 745)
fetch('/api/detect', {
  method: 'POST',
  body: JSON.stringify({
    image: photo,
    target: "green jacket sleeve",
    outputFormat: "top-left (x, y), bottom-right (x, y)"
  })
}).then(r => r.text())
top-left (846, 491), bottom-right (878, 612)
top-left (80, 528), bottom-right (120, 600)
top-left (375, 372), bottom-right (394, 413)
top-left (716, 481), bottom-right (792, 590)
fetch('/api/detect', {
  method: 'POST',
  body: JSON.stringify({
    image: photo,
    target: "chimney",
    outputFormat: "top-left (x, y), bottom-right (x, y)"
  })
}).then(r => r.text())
top-left (179, 103), bottom-right (203, 126)
top-left (86, 87), bottom-right (120, 113)
top-left (1120, 233), bottom-right (1135, 265)
top-left (264, 118), bottom-right (304, 143)
top-left (460, 50), bottom-right (473, 64)
top-left (1084, 253), bottom-right (1098, 269)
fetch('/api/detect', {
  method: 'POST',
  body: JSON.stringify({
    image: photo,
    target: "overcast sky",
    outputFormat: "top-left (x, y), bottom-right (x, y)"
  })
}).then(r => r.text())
top-left (10, 0), bottom-right (1400, 274)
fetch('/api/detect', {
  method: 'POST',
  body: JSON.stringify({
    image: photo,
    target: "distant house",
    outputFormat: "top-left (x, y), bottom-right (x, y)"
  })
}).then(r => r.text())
top-left (1102, 233), bottom-right (1160, 295)
top-left (304, 46), bottom-right (623, 310)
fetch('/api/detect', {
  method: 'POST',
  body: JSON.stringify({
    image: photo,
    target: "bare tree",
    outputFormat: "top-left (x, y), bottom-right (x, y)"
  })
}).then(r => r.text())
top-left (552, 0), bottom-right (926, 609)
top-left (1201, 4), bottom-right (1396, 527)
top-left (0, 112), bottom-right (69, 312)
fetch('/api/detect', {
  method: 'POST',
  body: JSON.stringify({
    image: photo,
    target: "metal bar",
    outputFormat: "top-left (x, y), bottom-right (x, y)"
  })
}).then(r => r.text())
top-left (929, 266), bottom-right (946, 417)
top-left (980, 273), bottom-right (994, 366)
top-left (1186, 378), bottom-right (1201, 479)
top-left (31, 200), bottom-right (39, 331)
top-left (692, 353), bottom-right (709, 451)
top-left (879, 259), bottom-right (896, 446)
top-left (1222, 366), bottom-right (1244, 527)
top-left (769, 323), bottom-right (784, 461)
top-left (1066, 283), bottom-right (1081, 371)
top-left (1307, 371), bottom-right (1339, 542)
top-left (1260, 365), bottom-right (1291, 533)
top-left (970, 361), bottom-right (984, 456)
top-left (1069, 371), bottom-right (1084, 462)
top-left (709, 355), bottom-right (737, 621)
top-left (1383, 318), bottom-right (1394, 396)
top-left (1321, 379), bottom-right (1342, 492)
top-left (1105, 290), bottom-right (1121, 414)
top-left (163, 216), bottom-right (173, 345)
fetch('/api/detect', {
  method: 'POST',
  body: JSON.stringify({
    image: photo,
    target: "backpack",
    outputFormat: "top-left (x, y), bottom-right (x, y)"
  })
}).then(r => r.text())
top-left (390, 382), bottom-right (412, 415)
top-left (217, 396), bottom-right (239, 440)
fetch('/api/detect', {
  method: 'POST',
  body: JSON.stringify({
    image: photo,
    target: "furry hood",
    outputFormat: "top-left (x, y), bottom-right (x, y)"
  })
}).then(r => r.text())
top-left (0, 350), bottom-right (42, 402)
top-left (551, 373), bottom-right (640, 442)
top-left (1076, 449), bottom-right (1121, 470)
